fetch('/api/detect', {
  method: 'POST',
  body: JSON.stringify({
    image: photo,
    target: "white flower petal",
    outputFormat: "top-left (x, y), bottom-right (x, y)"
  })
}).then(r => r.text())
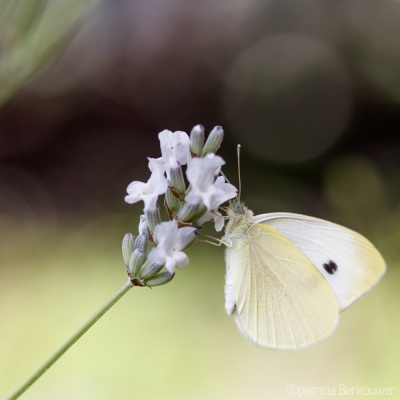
top-left (175, 225), bottom-right (197, 249)
top-left (173, 251), bottom-right (189, 269)
top-left (195, 209), bottom-right (226, 232)
top-left (186, 154), bottom-right (237, 210)
top-left (149, 220), bottom-right (195, 273)
top-left (194, 210), bottom-right (214, 227)
top-left (213, 212), bottom-right (225, 232)
top-left (125, 182), bottom-right (148, 204)
top-left (154, 220), bottom-right (177, 248)
top-left (148, 246), bottom-right (167, 267)
top-left (186, 154), bottom-right (225, 190)
top-left (148, 157), bottom-right (165, 174)
top-left (125, 158), bottom-right (168, 211)
top-left (159, 130), bottom-right (190, 179)
top-left (212, 176), bottom-right (238, 208)
top-left (173, 131), bottom-right (191, 165)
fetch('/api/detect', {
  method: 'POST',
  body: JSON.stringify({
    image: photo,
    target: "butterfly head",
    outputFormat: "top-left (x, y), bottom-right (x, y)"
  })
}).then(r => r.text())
top-left (225, 199), bottom-right (253, 219)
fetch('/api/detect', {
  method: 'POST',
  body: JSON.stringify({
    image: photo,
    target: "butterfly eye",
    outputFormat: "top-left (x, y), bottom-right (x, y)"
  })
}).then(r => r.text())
top-left (323, 260), bottom-right (338, 275)
top-left (233, 202), bottom-right (242, 213)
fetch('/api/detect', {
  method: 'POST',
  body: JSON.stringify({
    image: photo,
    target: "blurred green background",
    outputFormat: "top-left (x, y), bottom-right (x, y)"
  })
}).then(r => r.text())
top-left (1, 1), bottom-right (400, 399)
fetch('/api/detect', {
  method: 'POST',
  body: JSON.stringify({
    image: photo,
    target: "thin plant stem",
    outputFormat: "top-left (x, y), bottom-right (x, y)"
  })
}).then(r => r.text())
top-left (7, 280), bottom-right (133, 400)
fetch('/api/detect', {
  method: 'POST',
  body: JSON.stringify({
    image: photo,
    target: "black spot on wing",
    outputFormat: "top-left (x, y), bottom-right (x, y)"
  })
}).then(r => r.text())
top-left (323, 260), bottom-right (338, 275)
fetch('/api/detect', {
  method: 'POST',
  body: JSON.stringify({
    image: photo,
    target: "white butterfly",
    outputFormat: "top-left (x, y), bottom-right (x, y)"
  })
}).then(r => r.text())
top-left (222, 203), bottom-right (386, 350)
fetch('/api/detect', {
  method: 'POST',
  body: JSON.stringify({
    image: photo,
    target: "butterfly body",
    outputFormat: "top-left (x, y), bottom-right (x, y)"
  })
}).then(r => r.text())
top-left (222, 203), bottom-right (386, 350)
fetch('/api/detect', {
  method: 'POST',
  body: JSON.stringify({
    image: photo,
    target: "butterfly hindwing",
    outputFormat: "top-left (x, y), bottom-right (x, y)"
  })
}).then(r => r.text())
top-left (226, 222), bottom-right (339, 349)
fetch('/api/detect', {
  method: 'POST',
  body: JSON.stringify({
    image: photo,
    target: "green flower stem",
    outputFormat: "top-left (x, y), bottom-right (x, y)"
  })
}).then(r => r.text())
top-left (7, 280), bottom-right (133, 400)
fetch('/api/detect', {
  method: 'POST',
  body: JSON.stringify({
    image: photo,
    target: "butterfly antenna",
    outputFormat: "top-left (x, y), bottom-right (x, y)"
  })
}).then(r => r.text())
top-left (220, 170), bottom-right (230, 183)
top-left (237, 144), bottom-right (242, 204)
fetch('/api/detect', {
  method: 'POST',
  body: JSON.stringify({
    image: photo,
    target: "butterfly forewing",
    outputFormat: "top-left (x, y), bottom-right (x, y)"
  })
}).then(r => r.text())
top-left (227, 223), bottom-right (339, 349)
top-left (254, 213), bottom-right (386, 310)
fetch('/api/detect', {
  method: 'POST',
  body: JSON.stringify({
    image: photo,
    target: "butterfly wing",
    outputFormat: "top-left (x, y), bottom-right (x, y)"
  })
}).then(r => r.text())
top-left (253, 213), bottom-right (386, 310)
top-left (226, 223), bottom-right (339, 349)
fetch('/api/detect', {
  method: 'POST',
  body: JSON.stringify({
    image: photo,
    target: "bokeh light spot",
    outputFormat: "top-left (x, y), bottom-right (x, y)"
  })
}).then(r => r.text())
top-left (223, 34), bottom-right (352, 162)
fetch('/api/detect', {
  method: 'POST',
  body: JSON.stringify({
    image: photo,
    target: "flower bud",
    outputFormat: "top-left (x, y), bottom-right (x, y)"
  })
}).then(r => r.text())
top-left (145, 207), bottom-right (161, 234)
top-left (144, 271), bottom-right (175, 287)
top-left (138, 214), bottom-right (147, 236)
top-left (129, 249), bottom-right (146, 276)
top-left (201, 126), bottom-right (224, 156)
top-left (190, 125), bottom-right (205, 156)
top-left (169, 165), bottom-right (186, 195)
top-left (134, 233), bottom-right (148, 253)
top-left (122, 233), bottom-right (135, 266)
top-left (177, 202), bottom-right (207, 223)
top-left (139, 259), bottom-right (163, 280)
top-left (165, 187), bottom-right (180, 216)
